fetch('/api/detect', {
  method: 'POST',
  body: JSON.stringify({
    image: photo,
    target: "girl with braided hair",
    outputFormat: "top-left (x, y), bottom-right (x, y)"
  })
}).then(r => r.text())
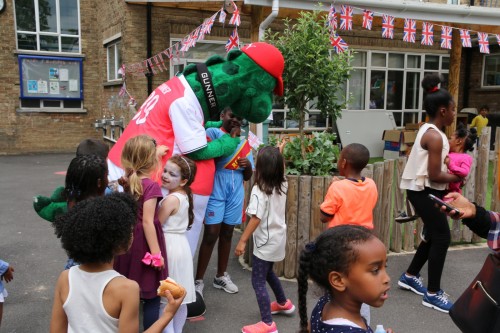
top-left (297, 226), bottom-right (392, 333)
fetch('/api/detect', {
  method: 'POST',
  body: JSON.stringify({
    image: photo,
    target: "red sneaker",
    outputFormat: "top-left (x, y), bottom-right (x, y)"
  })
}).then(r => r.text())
top-left (270, 299), bottom-right (295, 315)
top-left (241, 321), bottom-right (278, 333)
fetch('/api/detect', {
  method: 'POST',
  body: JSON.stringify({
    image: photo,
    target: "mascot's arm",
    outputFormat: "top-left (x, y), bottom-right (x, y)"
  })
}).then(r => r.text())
top-left (204, 120), bottom-right (222, 129)
top-left (33, 186), bottom-right (67, 222)
top-left (188, 134), bottom-right (240, 160)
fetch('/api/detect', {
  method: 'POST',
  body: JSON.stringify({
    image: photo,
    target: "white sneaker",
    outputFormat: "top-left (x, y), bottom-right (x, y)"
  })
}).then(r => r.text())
top-left (213, 272), bottom-right (238, 294)
top-left (195, 279), bottom-right (204, 297)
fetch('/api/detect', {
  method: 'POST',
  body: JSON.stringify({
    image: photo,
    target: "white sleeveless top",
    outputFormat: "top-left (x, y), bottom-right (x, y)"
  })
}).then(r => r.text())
top-left (63, 266), bottom-right (122, 333)
top-left (400, 123), bottom-right (449, 191)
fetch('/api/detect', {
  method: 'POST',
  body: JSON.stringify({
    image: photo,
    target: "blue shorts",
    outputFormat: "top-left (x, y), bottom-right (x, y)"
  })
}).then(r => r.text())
top-left (205, 170), bottom-right (245, 225)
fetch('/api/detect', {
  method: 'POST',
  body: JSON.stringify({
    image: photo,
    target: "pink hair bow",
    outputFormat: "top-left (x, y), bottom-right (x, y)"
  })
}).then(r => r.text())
top-left (142, 252), bottom-right (162, 267)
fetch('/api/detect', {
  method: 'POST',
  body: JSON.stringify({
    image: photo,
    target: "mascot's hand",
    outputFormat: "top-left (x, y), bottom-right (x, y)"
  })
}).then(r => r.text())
top-left (33, 186), bottom-right (67, 222)
top-left (188, 134), bottom-right (240, 161)
top-left (204, 120), bottom-right (223, 129)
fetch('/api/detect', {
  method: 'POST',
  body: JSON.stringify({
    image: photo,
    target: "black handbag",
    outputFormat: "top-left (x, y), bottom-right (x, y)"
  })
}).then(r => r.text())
top-left (449, 253), bottom-right (500, 333)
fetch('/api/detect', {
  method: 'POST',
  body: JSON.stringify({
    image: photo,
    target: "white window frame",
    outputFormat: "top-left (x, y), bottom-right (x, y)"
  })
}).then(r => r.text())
top-left (106, 40), bottom-right (122, 82)
top-left (14, 0), bottom-right (81, 54)
top-left (481, 54), bottom-right (500, 88)
top-left (345, 50), bottom-right (450, 127)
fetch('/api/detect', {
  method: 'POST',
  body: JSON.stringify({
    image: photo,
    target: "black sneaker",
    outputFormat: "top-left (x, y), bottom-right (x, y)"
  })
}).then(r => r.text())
top-left (395, 211), bottom-right (419, 223)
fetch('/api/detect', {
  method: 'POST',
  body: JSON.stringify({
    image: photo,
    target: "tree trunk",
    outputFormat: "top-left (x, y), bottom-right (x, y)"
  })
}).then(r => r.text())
top-left (299, 104), bottom-right (306, 160)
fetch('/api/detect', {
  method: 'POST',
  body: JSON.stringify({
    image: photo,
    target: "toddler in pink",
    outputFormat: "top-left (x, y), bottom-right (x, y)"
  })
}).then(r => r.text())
top-left (446, 127), bottom-right (477, 194)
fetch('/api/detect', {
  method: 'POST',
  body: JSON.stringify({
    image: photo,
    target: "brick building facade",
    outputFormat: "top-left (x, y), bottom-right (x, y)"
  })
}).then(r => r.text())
top-left (0, 0), bottom-right (498, 154)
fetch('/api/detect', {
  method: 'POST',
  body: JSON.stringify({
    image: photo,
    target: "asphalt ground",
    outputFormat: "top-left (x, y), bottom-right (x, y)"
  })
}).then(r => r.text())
top-left (0, 153), bottom-right (489, 333)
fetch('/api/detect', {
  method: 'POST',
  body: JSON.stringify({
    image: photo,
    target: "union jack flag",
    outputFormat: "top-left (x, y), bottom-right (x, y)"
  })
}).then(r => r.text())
top-left (327, 4), bottom-right (337, 31)
top-left (381, 15), bottom-right (394, 39)
top-left (180, 37), bottom-right (190, 52)
top-left (421, 22), bottom-right (434, 46)
top-left (225, 29), bottom-right (239, 52)
top-left (330, 33), bottom-right (349, 53)
top-left (190, 27), bottom-right (201, 46)
top-left (440, 26), bottom-right (452, 49)
top-left (478, 32), bottom-right (490, 54)
top-left (229, 2), bottom-right (240, 26)
top-left (202, 14), bottom-right (216, 34)
top-left (218, 8), bottom-right (227, 24)
top-left (339, 5), bottom-right (353, 30)
top-left (496, 34), bottom-right (500, 46)
top-left (362, 10), bottom-right (373, 30)
top-left (460, 29), bottom-right (471, 47)
top-left (403, 19), bottom-right (416, 43)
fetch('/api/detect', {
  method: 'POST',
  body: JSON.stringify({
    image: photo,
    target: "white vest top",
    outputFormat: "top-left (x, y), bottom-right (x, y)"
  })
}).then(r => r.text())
top-left (63, 266), bottom-right (122, 333)
top-left (400, 123), bottom-right (449, 191)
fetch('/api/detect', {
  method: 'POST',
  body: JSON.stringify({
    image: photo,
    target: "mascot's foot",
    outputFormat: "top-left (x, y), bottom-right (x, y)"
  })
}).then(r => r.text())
top-left (33, 195), bottom-right (51, 212)
top-left (186, 291), bottom-right (206, 319)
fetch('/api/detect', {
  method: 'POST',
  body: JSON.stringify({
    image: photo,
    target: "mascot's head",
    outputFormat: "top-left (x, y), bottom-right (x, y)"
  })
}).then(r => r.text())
top-left (183, 42), bottom-right (284, 124)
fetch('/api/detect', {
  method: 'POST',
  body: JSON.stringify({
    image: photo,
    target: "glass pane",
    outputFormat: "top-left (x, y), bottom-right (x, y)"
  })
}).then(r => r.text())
top-left (116, 43), bottom-right (123, 79)
top-left (348, 69), bottom-right (365, 110)
top-left (441, 56), bottom-right (450, 70)
top-left (61, 36), bottom-right (79, 52)
top-left (352, 51), bottom-right (366, 67)
top-left (21, 98), bottom-right (41, 108)
top-left (405, 72), bottom-right (421, 109)
top-left (63, 100), bottom-right (82, 108)
top-left (403, 112), bottom-right (420, 126)
top-left (39, 0), bottom-right (57, 32)
top-left (40, 35), bottom-right (59, 51)
top-left (108, 45), bottom-right (116, 80)
top-left (370, 70), bottom-right (386, 109)
top-left (371, 53), bottom-right (386, 67)
top-left (407, 55), bottom-right (421, 69)
top-left (387, 71), bottom-right (404, 110)
top-left (42, 100), bottom-right (61, 107)
top-left (425, 55), bottom-right (439, 70)
top-left (269, 111), bottom-right (285, 128)
top-left (306, 113), bottom-right (327, 128)
top-left (388, 54), bottom-right (404, 68)
top-left (285, 118), bottom-right (299, 129)
top-left (17, 33), bottom-right (37, 50)
top-left (392, 112), bottom-right (402, 127)
top-left (440, 73), bottom-right (449, 90)
top-left (15, 0), bottom-right (36, 31)
top-left (60, 0), bottom-right (79, 35)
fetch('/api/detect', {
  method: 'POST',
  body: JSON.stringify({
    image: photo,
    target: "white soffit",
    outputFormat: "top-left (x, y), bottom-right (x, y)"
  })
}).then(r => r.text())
top-left (244, 0), bottom-right (500, 26)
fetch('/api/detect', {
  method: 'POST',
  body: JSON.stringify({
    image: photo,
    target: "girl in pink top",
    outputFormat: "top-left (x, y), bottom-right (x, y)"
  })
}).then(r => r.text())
top-left (445, 127), bottom-right (477, 194)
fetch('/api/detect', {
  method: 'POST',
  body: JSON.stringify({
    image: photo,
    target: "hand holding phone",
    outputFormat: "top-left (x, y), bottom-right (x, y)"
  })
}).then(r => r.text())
top-left (428, 194), bottom-right (461, 217)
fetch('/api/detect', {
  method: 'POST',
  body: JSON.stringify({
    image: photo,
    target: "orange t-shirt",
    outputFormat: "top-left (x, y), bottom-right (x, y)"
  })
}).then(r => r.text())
top-left (320, 178), bottom-right (378, 229)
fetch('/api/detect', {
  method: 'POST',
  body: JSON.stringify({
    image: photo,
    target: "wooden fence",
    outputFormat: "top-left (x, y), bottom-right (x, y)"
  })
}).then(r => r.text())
top-left (240, 127), bottom-right (500, 279)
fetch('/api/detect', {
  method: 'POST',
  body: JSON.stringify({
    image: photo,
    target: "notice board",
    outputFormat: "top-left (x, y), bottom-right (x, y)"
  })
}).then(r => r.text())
top-left (19, 55), bottom-right (83, 100)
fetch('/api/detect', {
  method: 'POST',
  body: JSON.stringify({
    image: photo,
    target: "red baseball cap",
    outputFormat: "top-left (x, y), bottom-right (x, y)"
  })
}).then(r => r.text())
top-left (241, 42), bottom-right (284, 96)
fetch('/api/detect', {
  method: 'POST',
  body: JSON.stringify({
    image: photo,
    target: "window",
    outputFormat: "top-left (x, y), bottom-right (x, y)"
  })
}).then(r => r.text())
top-left (169, 39), bottom-right (227, 77)
top-left (15, 0), bottom-right (80, 53)
top-left (107, 40), bottom-right (122, 81)
top-left (346, 51), bottom-right (449, 127)
top-left (482, 54), bottom-right (500, 87)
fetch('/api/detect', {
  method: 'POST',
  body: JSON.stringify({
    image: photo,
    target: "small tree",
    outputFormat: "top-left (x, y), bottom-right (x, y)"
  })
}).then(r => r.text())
top-left (266, 8), bottom-right (352, 158)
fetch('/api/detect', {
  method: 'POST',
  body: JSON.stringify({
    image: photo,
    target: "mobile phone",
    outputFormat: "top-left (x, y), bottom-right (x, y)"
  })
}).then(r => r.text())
top-left (428, 194), bottom-right (461, 216)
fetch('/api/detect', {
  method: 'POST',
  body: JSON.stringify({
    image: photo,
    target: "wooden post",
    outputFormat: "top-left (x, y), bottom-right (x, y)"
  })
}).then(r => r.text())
top-left (310, 177), bottom-right (326, 240)
top-left (284, 175), bottom-right (299, 279)
top-left (372, 162), bottom-right (385, 238)
top-left (380, 160), bottom-right (394, 249)
top-left (391, 158), bottom-right (406, 253)
top-left (445, 29), bottom-right (461, 138)
top-left (491, 128), bottom-right (500, 212)
top-left (361, 164), bottom-right (374, 179)
top-left (473, 127), bottom-right (491, 242)
top-left (296, 176), bottom-right (312, 277)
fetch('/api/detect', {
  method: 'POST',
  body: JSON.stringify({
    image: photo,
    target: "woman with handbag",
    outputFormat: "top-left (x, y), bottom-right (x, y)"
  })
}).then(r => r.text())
top-left (441, 192), bottom-right (500, 333)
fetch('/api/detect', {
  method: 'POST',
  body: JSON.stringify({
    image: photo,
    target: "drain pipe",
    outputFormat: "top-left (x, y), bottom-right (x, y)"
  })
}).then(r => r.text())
top-left (258, 0), bottom-right (279, 41)
top-left (146, 2), bottom-right (153, 95)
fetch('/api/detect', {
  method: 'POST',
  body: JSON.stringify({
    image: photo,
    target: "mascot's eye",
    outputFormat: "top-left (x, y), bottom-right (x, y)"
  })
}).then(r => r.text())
top-left (222, 63), bottom-right (239, 75)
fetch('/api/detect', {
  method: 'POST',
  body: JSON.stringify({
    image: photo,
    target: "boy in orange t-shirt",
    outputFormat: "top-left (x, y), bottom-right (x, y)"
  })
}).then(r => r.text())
top-left (320, 143), bottom-right (378, 229)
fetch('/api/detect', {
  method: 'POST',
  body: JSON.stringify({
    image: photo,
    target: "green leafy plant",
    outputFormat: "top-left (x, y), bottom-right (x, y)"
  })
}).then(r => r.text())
top-left (276, 131), bottom-right (339, 176)
top-left (266, 7), bottom-right (352, 159)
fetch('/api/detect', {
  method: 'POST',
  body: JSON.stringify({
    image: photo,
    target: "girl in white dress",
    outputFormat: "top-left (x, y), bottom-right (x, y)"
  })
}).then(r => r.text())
top-left (158, 155), bottom-right (197, 333)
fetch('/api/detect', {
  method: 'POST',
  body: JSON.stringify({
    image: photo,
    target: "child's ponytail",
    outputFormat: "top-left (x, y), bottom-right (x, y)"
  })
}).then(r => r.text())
top-left (297, 243), bottom-right (314, 333)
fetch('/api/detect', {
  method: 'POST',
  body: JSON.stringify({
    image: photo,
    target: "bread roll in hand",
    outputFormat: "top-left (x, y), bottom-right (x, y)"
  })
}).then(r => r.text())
top-left (157, 277), bottom-right (184, 299)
